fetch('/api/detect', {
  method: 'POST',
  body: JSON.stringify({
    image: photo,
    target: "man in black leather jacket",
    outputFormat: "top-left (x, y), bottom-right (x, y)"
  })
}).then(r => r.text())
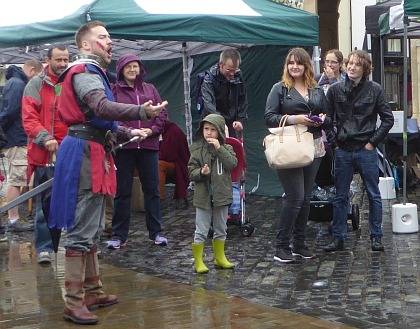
top-left (201, 48), bottom-right (248, 138)
top-left (325, 50), bottom-right (394, 253)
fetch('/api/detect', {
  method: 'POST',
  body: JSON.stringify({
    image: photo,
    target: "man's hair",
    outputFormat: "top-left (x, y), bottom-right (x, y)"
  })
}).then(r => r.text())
top-left (24, 60), bottom-right (43, 73)
top-left (346, 50), bottom-right (372, 78)
top-left (219, 49), bottom-right (241, 66)
top-left (75, 20), bottom-right (106, 49)
top-left (281, 47), bottom-right (316, 89)
top-left (47, 43), bottom-right (68, 59)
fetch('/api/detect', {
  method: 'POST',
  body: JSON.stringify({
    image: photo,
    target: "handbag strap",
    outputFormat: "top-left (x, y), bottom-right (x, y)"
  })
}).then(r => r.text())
top-left (279, 115), bottom-right (289, 128)
top-left (278, 115), bottom-right (303, 143)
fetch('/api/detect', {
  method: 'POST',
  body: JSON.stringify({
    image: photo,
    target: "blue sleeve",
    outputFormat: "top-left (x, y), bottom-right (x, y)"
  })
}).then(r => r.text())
top-left (0, 79), bottom-right (25, 129)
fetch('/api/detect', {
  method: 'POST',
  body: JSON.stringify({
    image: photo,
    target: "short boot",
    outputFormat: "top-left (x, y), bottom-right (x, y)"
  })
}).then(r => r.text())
top-left (63, 249), bottom-right (98, 325)
top-left (324, 237), bottom-right (344, 252)
top-left (191, 242), bottom-right (209, 274)
top-left (212, 239), bottom-right (235, 269)
top-left (84, 245), bottom-right (118, 310)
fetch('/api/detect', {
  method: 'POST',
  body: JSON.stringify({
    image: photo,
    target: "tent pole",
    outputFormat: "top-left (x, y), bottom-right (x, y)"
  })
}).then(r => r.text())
top-left (402, 16), bottom-right (408, 205)
top-left (380, 37), bottom-right (384, 87)
top-left (182, 42), bottom-right (193, 145)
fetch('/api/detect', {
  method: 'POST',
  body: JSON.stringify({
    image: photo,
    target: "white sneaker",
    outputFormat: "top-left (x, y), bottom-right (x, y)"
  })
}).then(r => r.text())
top-left (151, 234), bottom-right (168, 246)
top-left (37, 251), bottom-right (52, 264)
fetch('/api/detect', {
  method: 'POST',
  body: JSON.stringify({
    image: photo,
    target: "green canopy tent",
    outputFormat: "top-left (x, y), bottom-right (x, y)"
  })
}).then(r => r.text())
top-left (376, 0), bottom-right (420, 203)
top-left (0, 0), bottom-right (319, 196)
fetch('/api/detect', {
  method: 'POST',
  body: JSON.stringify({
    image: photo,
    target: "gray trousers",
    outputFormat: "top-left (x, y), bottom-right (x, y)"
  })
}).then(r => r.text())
top-left (64, 190), bottom-right (105, 252)
top-left (194, 206), bottom-right (228, 243)
top-left (64, 143), bottom-right (106, 252)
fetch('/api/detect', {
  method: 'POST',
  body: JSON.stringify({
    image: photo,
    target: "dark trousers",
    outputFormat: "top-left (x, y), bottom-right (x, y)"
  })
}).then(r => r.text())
top-left (112, 149), bottom-right (163, 241)
top-left (275, 157), bottom-right (322, 249)
top-left (332, 148), bottom-right (382, 240)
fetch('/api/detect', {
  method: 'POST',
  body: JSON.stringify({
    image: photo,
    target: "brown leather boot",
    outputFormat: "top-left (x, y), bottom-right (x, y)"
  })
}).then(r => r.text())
top-left (63, 249), bottom-right (98, 325)
top-left (63, 305), bottom-right (98, 325)
top-left (84, 245), bottom-right (118, 310)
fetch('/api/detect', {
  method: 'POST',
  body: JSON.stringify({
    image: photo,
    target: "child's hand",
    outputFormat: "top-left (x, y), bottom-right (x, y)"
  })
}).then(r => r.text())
top-left (206, 137), bottom-right (220, 149)
top-left (201, 164), bottom-right (210, 175)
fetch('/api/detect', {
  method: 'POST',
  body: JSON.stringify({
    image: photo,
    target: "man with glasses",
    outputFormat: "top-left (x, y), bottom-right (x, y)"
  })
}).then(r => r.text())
top-left (200, 48), bottom-right (248, 138)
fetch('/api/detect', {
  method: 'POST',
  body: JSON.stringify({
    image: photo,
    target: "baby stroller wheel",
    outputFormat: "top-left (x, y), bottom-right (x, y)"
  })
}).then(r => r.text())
top-left (351, 204), bottom-right (360, 230)
top-left (241, 223), bottom-right (254, 237)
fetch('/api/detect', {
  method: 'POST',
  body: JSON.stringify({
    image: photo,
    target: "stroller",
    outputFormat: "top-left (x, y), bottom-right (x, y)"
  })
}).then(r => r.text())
top-left (309, 138), bottom-right (360, 231)
top-left (226, 136), bottom-right (254, 237)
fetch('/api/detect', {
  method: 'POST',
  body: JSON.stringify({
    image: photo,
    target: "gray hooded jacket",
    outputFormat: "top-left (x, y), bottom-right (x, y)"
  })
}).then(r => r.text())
top-left (188, 114), bottom-right (237, 209)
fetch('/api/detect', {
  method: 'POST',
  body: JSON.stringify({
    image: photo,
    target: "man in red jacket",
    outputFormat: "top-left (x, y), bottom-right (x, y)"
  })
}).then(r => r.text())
top-left (22, 44), bottom-right (69, 264)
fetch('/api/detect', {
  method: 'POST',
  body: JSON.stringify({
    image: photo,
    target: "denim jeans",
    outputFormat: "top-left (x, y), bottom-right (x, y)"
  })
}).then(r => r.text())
top-left (332, 147), bottom-right (382, 240)
top-left (34, 167), bottom-right (53, 254)
top-left (275, 157), bottom-right (322, 249)
top-left (112, 149), bottom-right (163, 241)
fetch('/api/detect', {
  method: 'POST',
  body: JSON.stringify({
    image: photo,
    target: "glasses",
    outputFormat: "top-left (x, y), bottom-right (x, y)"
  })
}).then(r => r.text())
top-left (223, 66), bottom-right (240, 74)
top-left (325, 60), bottom-right (339, 65)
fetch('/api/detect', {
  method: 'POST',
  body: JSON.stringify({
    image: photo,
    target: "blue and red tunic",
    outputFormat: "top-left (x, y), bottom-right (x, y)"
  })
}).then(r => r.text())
top-left (48, 63), bottom-right (117, 230)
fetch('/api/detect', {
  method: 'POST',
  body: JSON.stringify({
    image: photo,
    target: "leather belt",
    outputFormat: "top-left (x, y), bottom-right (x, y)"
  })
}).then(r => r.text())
top-left (67, 123), bottom-right (108, 145)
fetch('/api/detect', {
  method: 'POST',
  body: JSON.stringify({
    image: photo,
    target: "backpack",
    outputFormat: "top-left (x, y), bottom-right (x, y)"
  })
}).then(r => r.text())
top-left (195, 71), bottom-right (216, 114)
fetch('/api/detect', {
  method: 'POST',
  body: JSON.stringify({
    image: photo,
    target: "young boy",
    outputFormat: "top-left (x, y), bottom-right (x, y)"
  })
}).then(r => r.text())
top-left (188, 114), bottom-right (238, 273)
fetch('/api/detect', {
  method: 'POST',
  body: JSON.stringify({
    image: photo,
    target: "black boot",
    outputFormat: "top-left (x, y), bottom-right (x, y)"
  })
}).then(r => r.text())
top-left (371, 237), bottom-right (384, 252)
top-left (325, 237), bottom-right (344, 252)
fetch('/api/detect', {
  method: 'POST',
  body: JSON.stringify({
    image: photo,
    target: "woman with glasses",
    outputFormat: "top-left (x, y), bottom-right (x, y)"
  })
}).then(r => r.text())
top-left (316, 49), bottom-right (346, 93)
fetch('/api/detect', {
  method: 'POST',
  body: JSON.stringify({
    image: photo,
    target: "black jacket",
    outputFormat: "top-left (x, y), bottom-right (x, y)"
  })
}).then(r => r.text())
top-left (201, 64), bottom-right (248, 127)
top-left (325, 76), bottom-right (394, 151)
top-left (0, 65), bottom-right (29, 148)
top-left (264, 82), bottom-right (331, 139)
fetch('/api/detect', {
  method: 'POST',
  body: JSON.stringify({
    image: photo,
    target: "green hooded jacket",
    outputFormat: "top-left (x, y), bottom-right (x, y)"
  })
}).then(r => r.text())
top-left (188, 114), bottom-right (237, 210)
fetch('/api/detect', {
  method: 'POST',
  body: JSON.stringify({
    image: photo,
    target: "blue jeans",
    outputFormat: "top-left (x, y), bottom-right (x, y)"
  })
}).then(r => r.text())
top-left (34, 167), bottom-right (53, 254)
top-left (332, 147), bottom-right (382, 240)
top-left (112, 149), bottom-right (163, 241)
top-left (275, 157), bottom-right (322, 249)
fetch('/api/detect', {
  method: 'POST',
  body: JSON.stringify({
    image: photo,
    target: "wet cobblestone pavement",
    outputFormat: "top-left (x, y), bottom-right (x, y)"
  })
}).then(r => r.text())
top-left (2, 176), bottom-right (420, 328)
top-left (96, 177), bottom-right (420, 329)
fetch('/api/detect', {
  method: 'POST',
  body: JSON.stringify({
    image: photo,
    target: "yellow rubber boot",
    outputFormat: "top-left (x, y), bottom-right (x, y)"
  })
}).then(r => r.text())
top-left (212, 239), bottom-right (235, 269)
top-left (191, 243), bottom-right (209, 274)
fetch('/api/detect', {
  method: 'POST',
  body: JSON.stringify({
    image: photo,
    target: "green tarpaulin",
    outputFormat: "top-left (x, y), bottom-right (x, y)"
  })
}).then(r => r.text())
top-left (405, 0), bottom-right (420, 17)
top-left (0, 0), bottom-right (319, 197)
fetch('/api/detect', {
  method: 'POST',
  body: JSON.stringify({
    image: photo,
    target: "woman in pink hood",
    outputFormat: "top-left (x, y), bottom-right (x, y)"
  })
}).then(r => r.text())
top-left (107, 53), bottom-right (168, 249)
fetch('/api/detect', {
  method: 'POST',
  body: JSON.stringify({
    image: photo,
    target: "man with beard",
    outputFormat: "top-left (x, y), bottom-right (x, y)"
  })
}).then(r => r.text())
top-left (22, 44), bottom-right (70, 265)
top-left (47, 21), bottom-right (167, 325)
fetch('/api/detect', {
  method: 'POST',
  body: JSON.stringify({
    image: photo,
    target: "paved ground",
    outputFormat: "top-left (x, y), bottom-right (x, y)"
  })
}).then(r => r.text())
top-left (96, 177), bottom-right (420, 329)
top-left (2, 177), bottom-right (420, 328)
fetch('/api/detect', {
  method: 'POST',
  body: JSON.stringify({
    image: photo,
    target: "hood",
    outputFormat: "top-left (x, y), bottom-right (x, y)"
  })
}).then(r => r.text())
top-left (6, 65), bottom-right (28, 83)
top-left (195, 113), bottom-right (226, 144)
top-left (115, 53), bottom-right (147, 85)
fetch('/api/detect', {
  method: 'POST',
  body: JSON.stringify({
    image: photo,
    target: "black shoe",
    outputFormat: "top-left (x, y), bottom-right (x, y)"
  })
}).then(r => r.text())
top-left (7, 221), bottom-right (34, 232)
top-left (324, 237), bottom-right (344, 252)
top-left (292, 246), bottom-right (316, 259)
top-left (371, 237), bottom-right (384, 252)
top-left (274, 248), bottom-right (294, 263)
